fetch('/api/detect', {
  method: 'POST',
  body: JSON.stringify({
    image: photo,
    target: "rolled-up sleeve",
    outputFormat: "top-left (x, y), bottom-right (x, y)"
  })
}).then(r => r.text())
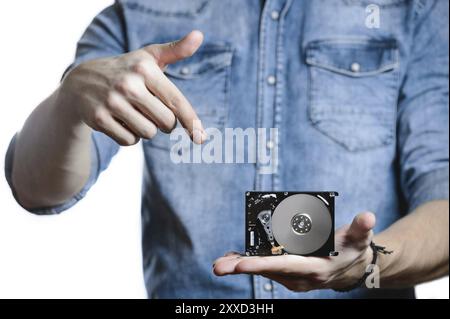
top-left (5, 134), bottom-right (98, 215)
top-left (398, 0), bottom-right (449, 212)
top-left (4, 3), bottom-right (125, 214)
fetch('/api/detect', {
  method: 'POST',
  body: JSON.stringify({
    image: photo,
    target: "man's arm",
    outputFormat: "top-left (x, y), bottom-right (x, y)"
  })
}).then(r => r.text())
top-left (213, 201), bottom-right (448, 291)
top-left (7, 4), bottom-right (127, 211)
top-left (8, 5), bottom-right (206, 212)
top-left (376, 200), bottom-right (449, 287)
top-left (11, 90), bottom-right (92, 209)
top-left (214, 1), bottom-right (449, 291)
top-left (11, 31), bottom-right (206, 210)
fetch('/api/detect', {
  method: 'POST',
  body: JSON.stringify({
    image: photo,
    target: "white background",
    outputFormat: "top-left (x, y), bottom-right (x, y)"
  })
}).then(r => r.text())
top-left (0, 0), bottom-right (448, 299)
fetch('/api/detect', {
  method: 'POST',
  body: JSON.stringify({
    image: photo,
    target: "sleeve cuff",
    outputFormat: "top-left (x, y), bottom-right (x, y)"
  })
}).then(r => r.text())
top-left (407, 166), bottom-right (449, 212)
top-left (4, 134), bottom-right (100, 215)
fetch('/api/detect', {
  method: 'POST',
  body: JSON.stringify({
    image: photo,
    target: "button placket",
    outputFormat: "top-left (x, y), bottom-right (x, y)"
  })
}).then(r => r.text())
top-left (253, 0), bottom-right (291, 300)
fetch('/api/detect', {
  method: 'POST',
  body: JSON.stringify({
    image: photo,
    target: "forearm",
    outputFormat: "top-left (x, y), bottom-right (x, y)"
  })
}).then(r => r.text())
top-left (375, 200), bottom-right (449, 287)
top-left (10, 32), bottom-right (207, 210)
top-left (12, 88), bottom-right (92, 209)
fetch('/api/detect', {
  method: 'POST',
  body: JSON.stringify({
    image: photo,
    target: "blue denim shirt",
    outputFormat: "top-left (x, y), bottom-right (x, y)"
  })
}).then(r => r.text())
top-left (5, 0), bottom-right (449, 298)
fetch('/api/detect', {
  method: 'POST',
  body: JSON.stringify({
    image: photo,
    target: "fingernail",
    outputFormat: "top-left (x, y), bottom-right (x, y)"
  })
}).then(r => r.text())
top-left (192, 129), bottom-right (208, 144)
top-left (192, 128), bottom-right (203, 144)
top-left (224, 251), bottom-right (239, 257)
top-left (201, 130), bottom-right (208, 142)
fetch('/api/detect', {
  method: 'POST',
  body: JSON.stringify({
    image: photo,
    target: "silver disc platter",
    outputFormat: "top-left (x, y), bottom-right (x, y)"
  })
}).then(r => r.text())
top-left (272, 194), bottom-right (332, 255)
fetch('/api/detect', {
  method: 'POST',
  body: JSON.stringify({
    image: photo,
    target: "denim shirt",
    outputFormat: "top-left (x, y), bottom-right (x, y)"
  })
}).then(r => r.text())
top-left (5, 0), bottom-right (449, 298)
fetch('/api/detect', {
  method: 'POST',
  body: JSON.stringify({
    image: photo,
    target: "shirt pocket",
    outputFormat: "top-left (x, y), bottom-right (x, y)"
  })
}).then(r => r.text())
top-left (305, 39), bottom-right (400, 152)
top-left (144, 44), bottom-right (233, 151)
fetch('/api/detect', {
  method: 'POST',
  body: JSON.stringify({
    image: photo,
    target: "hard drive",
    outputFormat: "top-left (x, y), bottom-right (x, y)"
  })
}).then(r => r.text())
top-left (245, 192), bottom-right (338, 257)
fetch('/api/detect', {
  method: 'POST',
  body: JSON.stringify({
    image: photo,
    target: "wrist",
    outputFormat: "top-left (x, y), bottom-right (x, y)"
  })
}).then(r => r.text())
top-left (371, 234), bottom-right (399, 284)
top-left (334, 242), bottom-right (393, 292)
top-left (360, 245), bottom-right (374, 270)
top-left (348, 245), bottom-right (373, 286)
top-left (53, 86), bottom-right (91, 137)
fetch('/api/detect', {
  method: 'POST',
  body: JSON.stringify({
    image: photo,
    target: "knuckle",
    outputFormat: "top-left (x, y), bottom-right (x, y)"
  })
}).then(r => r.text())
top-left (132, 59), bottom-right (150, 76)
top-left (93, 109), bottom-right (108, 127)
top-left (115, 74), bottom-right (140, 97)
top-left (116, 138), bottom-right (129, 146)
top-left (167, 95), bottom-right (184, 111)
top-left (106, 92), bottom-right (122, 112)
top-left (132, 135), bottom-right (141, 144)
top-left (129, 135), bottom-right (141, 145)
top-left (117, 135), bottom-right (140, 147)
top-left (159, 117), bottom-right (177, 133)
top-left (142, 126), bottom-right (157, 139)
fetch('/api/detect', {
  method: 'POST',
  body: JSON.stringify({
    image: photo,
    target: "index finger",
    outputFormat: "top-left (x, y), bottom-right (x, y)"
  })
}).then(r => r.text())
top-left (215, 255), bottom-right (323, 276)
top-left (137, 61), bottom-right (207, 143)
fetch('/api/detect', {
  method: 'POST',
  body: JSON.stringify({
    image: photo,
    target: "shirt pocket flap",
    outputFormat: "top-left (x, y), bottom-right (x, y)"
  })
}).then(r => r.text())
top-left (120, 0), bottom-right (211, 18)
top-left (305, 39), bottom-right (399, 77)
top-left (165, 45), bottom-right (233, 79)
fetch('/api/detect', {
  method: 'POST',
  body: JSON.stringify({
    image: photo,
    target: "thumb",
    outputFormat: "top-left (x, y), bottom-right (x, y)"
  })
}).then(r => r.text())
top-left (147, 30), bottom-right (204, 67)
top-left (347, 212), bottom-right (376, 244)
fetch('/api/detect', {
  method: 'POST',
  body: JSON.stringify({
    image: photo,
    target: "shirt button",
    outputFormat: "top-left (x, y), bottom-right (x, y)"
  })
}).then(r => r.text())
top-left (270, 10), bottom-right (280, 20)
top-left (266, 140), bottom-right (274, 149)
top-left (180, 67), bottom-right (190, 75)
top-left (267, 75), bottom-right (276, 85)
top-left (263, 282), bottom-right (273, 292)
top-left (350, 62), bottom-right (361, 73)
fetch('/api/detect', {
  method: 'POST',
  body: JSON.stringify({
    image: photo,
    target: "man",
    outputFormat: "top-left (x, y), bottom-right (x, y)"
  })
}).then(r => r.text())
top-left (5, 0), bottom-right (448, 298)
